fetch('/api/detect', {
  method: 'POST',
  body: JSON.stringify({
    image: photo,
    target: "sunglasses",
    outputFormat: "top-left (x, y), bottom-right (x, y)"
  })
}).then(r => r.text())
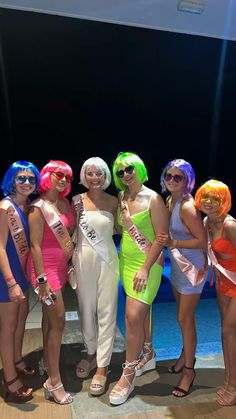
top-left (116, 166), bottom-right (135, 178)
top-left (52, 172), bottom-right (73, 183)
top-left (164, 173), bottom-right (185, 183)
top-left (200, 194), bottom-right (221, 206)
top-left (15, 175), bottom-right (36, 185)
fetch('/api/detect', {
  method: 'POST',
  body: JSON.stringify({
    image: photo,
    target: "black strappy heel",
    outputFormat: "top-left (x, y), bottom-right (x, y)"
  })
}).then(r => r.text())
top-left (168, 347), bottom-right (184, 374)
top-left (172, 361), bottom-right (196, 398)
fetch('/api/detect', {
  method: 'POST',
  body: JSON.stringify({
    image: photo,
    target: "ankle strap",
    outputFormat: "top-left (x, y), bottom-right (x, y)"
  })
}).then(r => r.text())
top-left (4, 375), bottom-right (19, 386)
top-left (184, 365), bottom-right (194, 370)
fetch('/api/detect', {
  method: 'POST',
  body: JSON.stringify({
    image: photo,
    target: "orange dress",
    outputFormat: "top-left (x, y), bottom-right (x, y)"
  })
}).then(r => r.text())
top-left (212, 224), bottom-right (236, 298)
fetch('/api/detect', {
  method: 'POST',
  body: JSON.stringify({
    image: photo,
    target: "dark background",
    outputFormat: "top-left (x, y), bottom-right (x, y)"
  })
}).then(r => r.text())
top-left (0, 8), bottom-right (236, 208)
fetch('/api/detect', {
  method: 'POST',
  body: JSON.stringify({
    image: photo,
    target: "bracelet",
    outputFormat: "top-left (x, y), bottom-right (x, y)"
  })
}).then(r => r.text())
top-left (173, 239), bottom-right (178, 248)
top-left (5, 276), bottom-right (14, 283)
top-left (8, 283), bottom-right (18, 289)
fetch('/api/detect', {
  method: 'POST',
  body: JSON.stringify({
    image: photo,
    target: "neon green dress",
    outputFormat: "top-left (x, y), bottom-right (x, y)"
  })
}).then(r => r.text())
top-left (118, 208), bottom-right (163, 305)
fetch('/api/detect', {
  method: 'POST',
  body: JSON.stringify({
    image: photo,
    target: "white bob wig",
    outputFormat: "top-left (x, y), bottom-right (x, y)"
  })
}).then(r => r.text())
top-left (80, 157), bottom-right (111, 190)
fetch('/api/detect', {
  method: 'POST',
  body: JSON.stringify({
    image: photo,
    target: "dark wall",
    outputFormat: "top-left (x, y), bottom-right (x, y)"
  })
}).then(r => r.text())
top-left (0, 8), bottom-right (236, 206)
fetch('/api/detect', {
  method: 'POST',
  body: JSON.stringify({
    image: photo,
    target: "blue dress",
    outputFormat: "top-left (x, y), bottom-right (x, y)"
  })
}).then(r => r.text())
top-left (0, 198), bottom-right (30, 302)
top-left (169, 196), bottom-right (207, 295)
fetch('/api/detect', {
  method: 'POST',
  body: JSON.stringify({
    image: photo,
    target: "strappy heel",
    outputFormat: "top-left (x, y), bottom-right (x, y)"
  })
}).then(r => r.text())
top-left (109, 359), bottom-right (138, 405)
top-left (168, 347), bottom-right (185, 374)
top-left (3, 376), bottom-right (33, 403)
top-left (172, 363), bottom-right (196, 398)
top-left (38, 357), bottom-right (49, 376)
top-left (217, 388), bottom-right (236, 406)
top-left (15, 359), bottom-right (35, 377)
top-left (135, 342), bottom-right (156, 377)
top-left (43, 380), bottom-right (73, 404)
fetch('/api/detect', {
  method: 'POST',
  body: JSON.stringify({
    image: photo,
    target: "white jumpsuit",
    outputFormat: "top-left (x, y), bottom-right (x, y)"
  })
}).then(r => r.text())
top-left (73, 209), bottom-right (119, 367)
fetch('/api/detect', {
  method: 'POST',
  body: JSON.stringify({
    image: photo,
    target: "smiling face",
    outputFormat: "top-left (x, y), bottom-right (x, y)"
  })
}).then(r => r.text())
top-left (85, 165), bottom-right (105, 189)
top-left (14, 170), bottom-right (36, 197)
top-left (199, 192), bottom-right (221, 216)
top-left (164, 167), bottom-right (187, 195)
top-left (116, 165), bottom-right (136, 187)
top-left (50, 171), bottom-right (72, 193)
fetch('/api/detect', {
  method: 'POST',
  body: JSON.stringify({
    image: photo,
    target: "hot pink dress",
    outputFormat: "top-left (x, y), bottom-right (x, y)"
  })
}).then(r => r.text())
top-left (26, 199), bottom-right (75, 291)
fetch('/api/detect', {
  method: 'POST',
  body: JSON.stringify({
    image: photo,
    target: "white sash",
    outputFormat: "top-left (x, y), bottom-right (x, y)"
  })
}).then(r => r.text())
top-left (0, 198), bottom-right (29, 271)
top-left (33, 198), bottom-right (74, 261)
top-left (205, 219), bottom-right (236, 285)
top-left (72, 194), bottom-right (112, 265)
top-left (120, 199), bottom-right (164, 267)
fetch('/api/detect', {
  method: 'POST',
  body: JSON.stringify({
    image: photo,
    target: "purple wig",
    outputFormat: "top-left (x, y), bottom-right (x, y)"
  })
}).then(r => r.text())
top-left (39, 160), bottom-right (73, 197)
top-left (160, 158), bottom-right (195, 194)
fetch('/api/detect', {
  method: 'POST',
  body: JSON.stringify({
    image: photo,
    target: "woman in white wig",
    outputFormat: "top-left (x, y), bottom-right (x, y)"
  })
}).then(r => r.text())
top-left (72, 157), bottom-right (119, 396)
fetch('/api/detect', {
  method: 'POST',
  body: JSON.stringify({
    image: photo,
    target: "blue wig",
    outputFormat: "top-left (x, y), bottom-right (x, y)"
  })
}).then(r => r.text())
top-left (1, 160), bottom-right (40, 196)
top-left (160, 158), bottom-right (195, 194)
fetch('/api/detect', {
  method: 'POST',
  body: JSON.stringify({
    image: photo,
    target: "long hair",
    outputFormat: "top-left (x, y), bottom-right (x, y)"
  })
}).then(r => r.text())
top-left (80, 157), bottom-right (111, 190)
top-left (1, 160), bottom-right (40, 196)
top-left (160, 158), bottom-right (195, 194)
top-left (195, 179), bottom-right (231, 217)
top-left (112, 151), bottom-right (148, 191)
top-left (39, 160), bottom-right (73, 197)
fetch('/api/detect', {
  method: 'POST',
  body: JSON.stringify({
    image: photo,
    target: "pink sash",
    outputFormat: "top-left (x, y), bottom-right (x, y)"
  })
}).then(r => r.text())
top-left (120, 200), bottom-right (164, 267)
top-left (169, 246), bottom-right (208, 286)
top-left (0, 198), bottom-right (29, 271)
top-left (33, 199), bottom-right (74, 261)
top-left (205, 220), bottom-right (236, 285)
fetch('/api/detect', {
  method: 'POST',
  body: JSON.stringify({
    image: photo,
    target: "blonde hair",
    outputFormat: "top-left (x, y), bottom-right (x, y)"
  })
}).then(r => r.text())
top-left (195, 179), bottom-right (231, 217)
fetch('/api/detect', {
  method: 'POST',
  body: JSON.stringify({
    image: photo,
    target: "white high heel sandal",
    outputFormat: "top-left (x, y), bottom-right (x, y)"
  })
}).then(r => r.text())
top-left (109, 359), bottom-right (139, 405)
top-left (135, 342), bottom-right (156, 377)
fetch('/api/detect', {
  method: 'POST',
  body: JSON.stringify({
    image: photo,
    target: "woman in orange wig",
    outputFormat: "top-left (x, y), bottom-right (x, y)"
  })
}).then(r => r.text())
top-left (195, 179), bottom-right (236, 406)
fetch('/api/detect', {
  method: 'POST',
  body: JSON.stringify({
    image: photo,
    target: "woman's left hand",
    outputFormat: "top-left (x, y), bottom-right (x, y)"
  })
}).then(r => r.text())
top-left (133, 268), bottom-right (148, 292)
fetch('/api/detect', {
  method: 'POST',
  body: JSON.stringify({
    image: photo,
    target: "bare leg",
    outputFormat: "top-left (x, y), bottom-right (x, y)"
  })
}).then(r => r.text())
top-left (109, 297), bottom-right (149, 403)
top-left (135, 307), bottom-right (156, 373)
top-left (43, 290), bottom-right (72, 403)
top-left (172, 293), bottom-right (200, 397)
top-left (168, 286), bottom-right (185, 373)
top-left (0, 302), bottom-right (30, 393)
top-left (217, 292), bottom-right (230, 396)
top-left (217, 297), bottom-right (236, 405)
top-left (14, 296), bottom-right (30, 370)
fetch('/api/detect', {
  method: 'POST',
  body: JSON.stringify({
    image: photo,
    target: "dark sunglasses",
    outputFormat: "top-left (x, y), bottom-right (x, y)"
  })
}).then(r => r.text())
top-left (52, 172), bottom-right (73, 183)
top-left (116, 166), bottom-right (135, 178)
top-left (15, 175), bottom-right (36, 185)
top-left (164, 173), bottom-right (185, 183)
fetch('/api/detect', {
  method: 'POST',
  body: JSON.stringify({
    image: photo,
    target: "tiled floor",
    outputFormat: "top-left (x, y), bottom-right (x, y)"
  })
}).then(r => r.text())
top-left (1, 284), bottom-right (236, 419)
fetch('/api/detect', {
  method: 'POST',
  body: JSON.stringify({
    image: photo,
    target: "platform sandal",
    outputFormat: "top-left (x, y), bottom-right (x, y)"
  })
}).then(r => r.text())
top-left (109, 359), bottom-right (138, 405)
top-left (2, 376), bottom-right (33, 402)
top-left (135, 342), bottom-right (156, 377)
top-left (15, 359), bottom-right (35, 377)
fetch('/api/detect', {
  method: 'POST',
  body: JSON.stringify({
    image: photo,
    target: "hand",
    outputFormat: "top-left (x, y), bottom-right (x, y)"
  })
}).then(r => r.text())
top-left (9, 284), bottom-right (25, 303)
top-left (37, 282), bottom-right (54, 305)
top-left (133, 268), bottom-right (148, 292)
top-left (156, 232), bottom-right (171, 247)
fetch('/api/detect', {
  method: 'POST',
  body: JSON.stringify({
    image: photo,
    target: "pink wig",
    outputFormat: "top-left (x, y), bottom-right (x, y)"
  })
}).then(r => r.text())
top-left (39, 160), bottom-right (73, 197)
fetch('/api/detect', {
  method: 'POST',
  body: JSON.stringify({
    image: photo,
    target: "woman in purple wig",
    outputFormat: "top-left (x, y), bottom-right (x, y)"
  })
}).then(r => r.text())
top-left (157, 159), bottom-right (207, 397)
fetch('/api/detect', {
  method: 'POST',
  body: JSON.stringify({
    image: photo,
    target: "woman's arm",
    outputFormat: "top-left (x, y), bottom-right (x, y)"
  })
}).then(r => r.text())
top-left (28, 206), bottom-right (52, 302)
